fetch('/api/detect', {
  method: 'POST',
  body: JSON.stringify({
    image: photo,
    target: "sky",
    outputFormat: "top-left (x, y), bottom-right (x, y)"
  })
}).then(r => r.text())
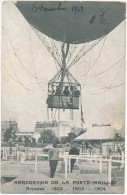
top-left (1, 1), bottom-right (125, 133)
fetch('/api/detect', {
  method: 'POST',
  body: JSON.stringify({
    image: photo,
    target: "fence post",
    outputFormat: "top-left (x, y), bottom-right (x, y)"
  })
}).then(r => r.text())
top-left (99, 155), bottom-right (102, 173)
top-left (69, 157), bottom-right (71, 174)
top-left (2, 147), bottom-right (6, 160)
top-left (121, 152), bottom-right (124, 168)
top-left (108, 156), bottom-right (112, 186)
top-left (35, 155), bottom-right (37, 173)
top-left (65, 157), bottom-right (68, 179)
top-left (95, 154), bottom-right (97, 163)
top-left (5, 147), bottom-right (8, 160)
top-left (10, 152), bottom-right (13, 163)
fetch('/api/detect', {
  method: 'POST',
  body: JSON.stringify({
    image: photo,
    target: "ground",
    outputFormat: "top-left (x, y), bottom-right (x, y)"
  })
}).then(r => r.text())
top-left (1, 159), bottom-right (124, 194)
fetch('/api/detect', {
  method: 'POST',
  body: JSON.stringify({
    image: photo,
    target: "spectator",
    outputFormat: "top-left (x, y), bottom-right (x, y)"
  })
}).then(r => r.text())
top-left (48, 85), bottom-right (52, 95)
top-left (69, 143), bottom-right (80, 173)
top-left (70, 86), bottom-right (74, 96)
top-left (48, 142), bottom-right (59, 178)
top-left (55, 85), bottom-right (61, 96)
top-left (18, 143), bottom-right (25, 164)
top-left (74, 86), bottom-right (80, 97)
top-left (63, 86), bottom-right (70, 96)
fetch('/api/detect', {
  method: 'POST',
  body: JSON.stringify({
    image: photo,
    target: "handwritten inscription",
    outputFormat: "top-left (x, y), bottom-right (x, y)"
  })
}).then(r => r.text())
top-left (89, 11), bottom-right (107, 24)
top-left (32, 2), bottom-right (65, 12)
top-left (92, 123), bottom-right (111, 127)
top-left (32, 2), bottom-right (107, 24)
top-left (72, 5), bottom-right (84, 15)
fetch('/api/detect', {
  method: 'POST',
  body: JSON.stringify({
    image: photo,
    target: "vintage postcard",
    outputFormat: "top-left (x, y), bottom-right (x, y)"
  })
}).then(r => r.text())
top-left (1, 1), bottom-right (126, 194)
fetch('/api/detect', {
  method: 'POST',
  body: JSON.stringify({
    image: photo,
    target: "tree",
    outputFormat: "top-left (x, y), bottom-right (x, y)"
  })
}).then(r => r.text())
top-left (3, 128), bottom-right (12, 142)
top-left (38, 137), bottom-right (43, 143)
top-left (31, 137), bottom-right (36, 146)
top-left (24, 136), bottom-right (30, 146)
top-left (61, 132), bottom-right (77, 144)
top-left (40, 129), bottom-right (58, 143)
top-left (18, 136), bottom-right (23, 143)
top-left (67, 132), bottom-right (77, 143)
top-left (113, 133), bottom-right (123, 142)
top-left (3, 126), bottom-right (16, 142)
top-left (113, 132), bottom-right (124, 154)
top-left (61, 136), bottom-right (68, 144)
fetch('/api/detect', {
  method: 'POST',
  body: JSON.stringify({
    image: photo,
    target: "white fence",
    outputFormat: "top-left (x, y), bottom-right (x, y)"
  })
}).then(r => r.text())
top-left (62, 154), bottom-right (124, 185)
top-left (1, 147), bottom-right (65, 162)
top-left (1, 147), bottom-right (124, 185)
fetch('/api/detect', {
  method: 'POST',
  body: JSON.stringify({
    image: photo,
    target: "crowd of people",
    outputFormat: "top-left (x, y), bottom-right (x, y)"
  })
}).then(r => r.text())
top-left (48, 84), bottom-right (80, 97)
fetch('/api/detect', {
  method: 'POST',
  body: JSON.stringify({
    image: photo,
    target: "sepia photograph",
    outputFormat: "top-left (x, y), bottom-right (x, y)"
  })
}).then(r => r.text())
top-left (1, 1), bottom-right (126, 194)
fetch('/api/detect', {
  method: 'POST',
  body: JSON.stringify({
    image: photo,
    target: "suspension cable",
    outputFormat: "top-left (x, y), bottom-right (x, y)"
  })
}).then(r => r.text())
top-left (3, 31), bottom-right (30, 91)
top-left (2, 23), bottom-right (40, 80)
top-left (68, 37), bottom-right (104, 69)
top-left (85, 59), bottom-right (124, 95)
top-left (30, 25), bottom-right (62, 68)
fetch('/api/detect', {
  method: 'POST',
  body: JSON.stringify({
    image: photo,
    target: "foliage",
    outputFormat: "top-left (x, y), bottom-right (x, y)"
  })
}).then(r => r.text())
top-left (61, 136), bottom-right (68, 144)
top-left (61, 132), bottom-right (77, 144)
top-left (67, 132), bottom-right (77, 143)
top-left (113, 133), bottom-right (123, 142)
top-left (31, 137), bottom-right (37, 146)
top-left (3, 126), bottom-right (16, 142)
top-left (40, 129), bottom-right (59, 143)
top-left (17, 137), bottom-right (23, 142)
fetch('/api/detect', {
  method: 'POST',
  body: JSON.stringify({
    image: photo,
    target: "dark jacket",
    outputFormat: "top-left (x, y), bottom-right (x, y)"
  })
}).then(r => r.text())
top-left (48, 148), bottom-right (59, 160)
top-left (69, 147), bottom-right (79, 155)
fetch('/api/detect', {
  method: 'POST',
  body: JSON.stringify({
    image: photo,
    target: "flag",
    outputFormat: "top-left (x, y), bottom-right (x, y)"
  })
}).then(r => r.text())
top-left (81, 106), bottom-right (85, 124)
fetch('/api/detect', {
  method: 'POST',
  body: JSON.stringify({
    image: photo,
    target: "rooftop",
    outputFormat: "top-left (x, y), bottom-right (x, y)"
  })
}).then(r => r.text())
top-left (75, 126), bottom-right (116, 141)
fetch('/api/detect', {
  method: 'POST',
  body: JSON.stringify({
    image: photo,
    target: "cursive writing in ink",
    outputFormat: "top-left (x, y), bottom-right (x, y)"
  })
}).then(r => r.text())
top-left (89, 11), bottom-right (107, 24)
top-left (32, 2), bottom-right (65, 12)
top-left (72, 5), bottom-right (84, 15)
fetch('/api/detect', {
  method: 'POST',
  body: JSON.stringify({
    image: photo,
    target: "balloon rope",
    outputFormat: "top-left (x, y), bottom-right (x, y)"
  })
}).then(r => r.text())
top-left (53, 109), bottom-right (57, 121)
top-left (97, 55), bottom-right (125, 76)
top-left (67, 43), bottom-right (89, 68)
top-left (2, 23), bottom-right (39, 80)
top-left (30, 24), bottom-right (62, 68)
top-left (68, 70), bottom-right (80, 85)
top-left (49, 70), bottom-right (61, 83)
top-left (3, 28), bottom-right (30, 91)
top-left (68, 37), bottom-right (104, 69)
top-left (47, 107), bottom-right (49, 121)
top-left (83, 36), bottom-right (107, 76)
top-left (48, 37), bottom-right (62, 67)
top-left (67, 44), bottom-right (77, 64)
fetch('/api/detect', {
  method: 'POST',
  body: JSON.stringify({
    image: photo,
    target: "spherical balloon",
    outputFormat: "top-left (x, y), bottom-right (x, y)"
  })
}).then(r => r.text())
top-left (16, 1), bottom-right (125, 44)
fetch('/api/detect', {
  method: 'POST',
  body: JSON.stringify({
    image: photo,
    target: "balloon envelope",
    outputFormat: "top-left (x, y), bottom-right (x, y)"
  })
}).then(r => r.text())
top-left (16, 1), bottom-right (125, 44)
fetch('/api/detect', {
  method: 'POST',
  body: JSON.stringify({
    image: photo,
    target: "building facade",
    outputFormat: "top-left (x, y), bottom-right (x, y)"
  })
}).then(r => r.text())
top-left (35, 121), bottom-right (71, 138)
top-left (1, 120), bottom-right (19, 132)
